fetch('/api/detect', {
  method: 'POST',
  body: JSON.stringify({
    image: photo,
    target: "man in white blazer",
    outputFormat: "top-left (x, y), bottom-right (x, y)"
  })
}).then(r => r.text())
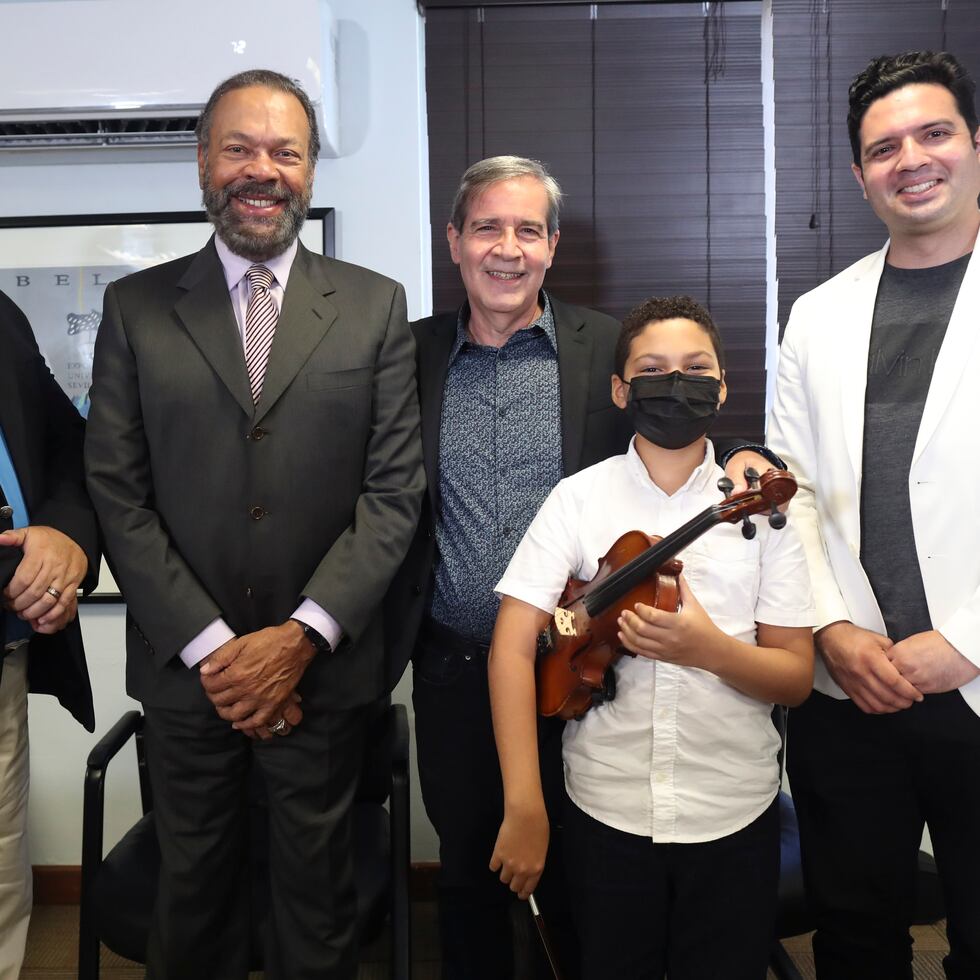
top-left (768, 51), bottom-right (980, 980)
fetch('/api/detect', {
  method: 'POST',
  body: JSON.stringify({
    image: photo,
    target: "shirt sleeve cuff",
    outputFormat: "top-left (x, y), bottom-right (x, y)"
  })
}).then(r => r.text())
top-left (292, 598), bottom-right (343, 652)
top-left (179, 618), bottom-right (236, 669)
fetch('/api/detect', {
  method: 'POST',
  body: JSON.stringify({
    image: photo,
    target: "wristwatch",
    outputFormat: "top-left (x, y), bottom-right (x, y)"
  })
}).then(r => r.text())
top-left (291, 619), bottom-right (331, 655)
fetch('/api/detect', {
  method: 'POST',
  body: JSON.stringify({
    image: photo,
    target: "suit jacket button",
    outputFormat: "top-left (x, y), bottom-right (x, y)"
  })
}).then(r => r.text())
top-left (0, 505), bottom-right (12, 520)
top-left (413, 585), bottom-right (422, 596)
top-left (250, 426), bottom-right (267, 441)
top-left (249, 506), bottom-right (267, 521)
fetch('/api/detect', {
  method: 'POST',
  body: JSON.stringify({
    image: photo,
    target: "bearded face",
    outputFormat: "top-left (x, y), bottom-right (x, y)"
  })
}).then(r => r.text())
top-left (202, 167), bottom-right (313, 262)
top-left (197, 85), bottom-right (317, 262)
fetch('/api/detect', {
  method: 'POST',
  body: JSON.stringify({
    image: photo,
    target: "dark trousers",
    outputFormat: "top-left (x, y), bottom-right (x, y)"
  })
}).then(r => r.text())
top-left (788, 690), bottom-right (980, 980)
top-left (412, 617), bottom-right (580, 980)
top-left (562, 795), bottom-right (779, 980)
top-left (143, 699), bottom-right (367, 980)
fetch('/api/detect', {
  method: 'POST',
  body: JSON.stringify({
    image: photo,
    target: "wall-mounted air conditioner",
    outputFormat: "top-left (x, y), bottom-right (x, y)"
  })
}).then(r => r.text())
top-left (0, 0), bottom-right (340, 154)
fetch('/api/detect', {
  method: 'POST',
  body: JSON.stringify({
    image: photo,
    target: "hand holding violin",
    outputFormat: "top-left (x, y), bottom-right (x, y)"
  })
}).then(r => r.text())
top-left (617, 572), bottom-right (733, 671)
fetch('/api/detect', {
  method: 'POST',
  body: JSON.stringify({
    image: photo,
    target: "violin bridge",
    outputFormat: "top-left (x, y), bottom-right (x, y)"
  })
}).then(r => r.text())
top-left (554, 606), bottom-right (578, 636)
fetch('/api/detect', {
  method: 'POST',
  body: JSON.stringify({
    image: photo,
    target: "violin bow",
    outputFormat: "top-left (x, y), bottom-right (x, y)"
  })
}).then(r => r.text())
top-left (528, 892), bottom-right (564, 980)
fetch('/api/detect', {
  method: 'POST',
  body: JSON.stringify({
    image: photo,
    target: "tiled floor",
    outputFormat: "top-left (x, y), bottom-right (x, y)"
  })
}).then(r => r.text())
top-left (21, 903), bottom-right (950, 979)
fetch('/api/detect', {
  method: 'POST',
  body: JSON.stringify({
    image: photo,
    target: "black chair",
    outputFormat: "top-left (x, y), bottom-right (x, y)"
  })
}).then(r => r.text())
top-left (78, 700), bottom-right (411, 980)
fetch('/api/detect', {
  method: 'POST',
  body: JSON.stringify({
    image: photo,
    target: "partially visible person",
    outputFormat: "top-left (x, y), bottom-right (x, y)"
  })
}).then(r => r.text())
top-left (490, 295), bottom-right (814, 980)
top-left (386, 155), bottom-right (631, 979)
top-left (768, 49), bottom-right (980, 980)
top-left (0, 289), bottom-right (97, 980)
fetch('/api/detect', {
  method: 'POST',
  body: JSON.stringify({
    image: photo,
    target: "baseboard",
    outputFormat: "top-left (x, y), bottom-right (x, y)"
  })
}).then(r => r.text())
top-left (33, 862), bottom-right (442, 906)
top-left (32, 866), bottom-right (80, 905)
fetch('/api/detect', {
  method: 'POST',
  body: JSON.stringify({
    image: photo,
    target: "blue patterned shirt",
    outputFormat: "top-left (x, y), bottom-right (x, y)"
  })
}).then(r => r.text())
top-left (429, 293), bottom-right (563, 642)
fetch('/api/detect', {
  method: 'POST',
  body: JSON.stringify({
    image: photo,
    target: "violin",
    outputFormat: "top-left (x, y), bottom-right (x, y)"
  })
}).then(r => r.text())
top-left (535, 468), bottom-right (798, 720)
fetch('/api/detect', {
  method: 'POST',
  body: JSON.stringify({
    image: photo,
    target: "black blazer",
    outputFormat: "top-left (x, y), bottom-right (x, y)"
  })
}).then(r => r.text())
top-left (384, 295), bottom-right (633, 690)
top-left (86, 241), bottom-right (424, 712)
top-left (0, 290), bottom-right (97, 732)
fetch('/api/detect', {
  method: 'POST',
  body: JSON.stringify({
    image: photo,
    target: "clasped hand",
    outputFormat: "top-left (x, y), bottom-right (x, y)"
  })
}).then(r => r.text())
top-left (0, 525), bottom-right (87, 633)
top-left (199, 621), bottom-right (314, 739)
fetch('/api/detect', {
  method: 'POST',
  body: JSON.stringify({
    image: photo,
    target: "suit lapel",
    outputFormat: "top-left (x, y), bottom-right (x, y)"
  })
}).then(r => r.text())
top-left (554, 297), bottom-right (593, 476)
top-left (174, 240), bottom-right (254, 418)
top-left (253, 244), bottom-right (338, 424)
top-left (0, 347), bottom-right (31, 503)
top-left (912, 246), bottom-right (980, 466)
top-left (417, 314), bottom-right (457, 512)
top-left (841, 243), bottom-right (887, 491)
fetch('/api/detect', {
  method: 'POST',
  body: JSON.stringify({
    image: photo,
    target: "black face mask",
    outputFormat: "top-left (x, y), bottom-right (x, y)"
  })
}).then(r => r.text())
top-left (624, 372), bottom-right (722, 449)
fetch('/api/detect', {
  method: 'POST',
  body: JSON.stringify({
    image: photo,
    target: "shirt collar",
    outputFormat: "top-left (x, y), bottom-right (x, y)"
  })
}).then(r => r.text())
top-left (624, 436), bottom-right (717, 498)
top-left (214, 235), bottom-right (299, 294)
top-left (449, 289), bottom-right (557, 364)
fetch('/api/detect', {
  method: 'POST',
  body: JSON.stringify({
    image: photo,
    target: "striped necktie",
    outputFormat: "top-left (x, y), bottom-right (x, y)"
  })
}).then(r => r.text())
top-left (244, 265), bottom-right (279, 403)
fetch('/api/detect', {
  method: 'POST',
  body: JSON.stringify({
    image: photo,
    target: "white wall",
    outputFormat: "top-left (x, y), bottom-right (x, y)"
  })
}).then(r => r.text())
top-left (2, 0), bottom-right (441, 865)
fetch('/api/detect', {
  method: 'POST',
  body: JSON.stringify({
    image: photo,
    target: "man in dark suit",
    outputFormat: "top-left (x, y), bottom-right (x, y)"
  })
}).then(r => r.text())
top-left (0, 289), bottom-right (97, 980)
top-left (85, 70), bottom-right (423, 980)
top-left (385, 156), bottom-right (631, 979)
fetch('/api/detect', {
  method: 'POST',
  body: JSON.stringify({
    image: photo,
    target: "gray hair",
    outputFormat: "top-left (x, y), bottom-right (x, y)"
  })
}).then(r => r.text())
top-left (196, 69), bottom-right (321, 160)
top-left (449, 156), bottom-right (562, 236)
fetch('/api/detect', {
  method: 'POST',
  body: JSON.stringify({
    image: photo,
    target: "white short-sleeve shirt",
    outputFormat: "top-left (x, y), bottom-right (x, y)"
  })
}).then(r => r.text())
top-left (496, 439), bottom-right (815, 843)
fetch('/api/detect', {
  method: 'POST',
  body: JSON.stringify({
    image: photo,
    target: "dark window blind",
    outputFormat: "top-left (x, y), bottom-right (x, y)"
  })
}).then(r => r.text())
top-left (772, 0), bottom-right (980, 334)
top-left (425, 2), bottom-right (767, 441)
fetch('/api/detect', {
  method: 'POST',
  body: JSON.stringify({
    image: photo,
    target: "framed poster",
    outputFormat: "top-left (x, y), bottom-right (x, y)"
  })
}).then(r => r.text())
top-left (0, 209), bottom-right (336, 601)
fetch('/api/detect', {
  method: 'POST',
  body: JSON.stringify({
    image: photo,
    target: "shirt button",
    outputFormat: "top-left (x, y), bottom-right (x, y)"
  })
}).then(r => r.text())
top-left (249, 506), bottom-right (267, 521)
top-left (249, 426), bottom-right (267, 441)
top-left (654, 772), bottom-right (667, 784)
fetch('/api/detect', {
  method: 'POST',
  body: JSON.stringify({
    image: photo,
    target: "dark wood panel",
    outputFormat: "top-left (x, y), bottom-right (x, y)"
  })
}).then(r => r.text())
top-left (771, 0), bottom-right (980, 335)
top-left (426, 2), bottom-right (767, 440)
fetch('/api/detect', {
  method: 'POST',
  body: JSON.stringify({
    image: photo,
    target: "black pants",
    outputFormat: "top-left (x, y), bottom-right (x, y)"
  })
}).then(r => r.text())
top-left (788, 690), bottom-right (980, 980)
top-left (143, 700), bottom-right (367, 980)
top-left (412, 617), bottom-right (580, 980)
top-left (562, 795), bottom-right (779, 980)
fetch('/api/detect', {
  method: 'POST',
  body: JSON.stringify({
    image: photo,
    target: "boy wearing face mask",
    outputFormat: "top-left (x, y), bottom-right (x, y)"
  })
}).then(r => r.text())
top-left (487, 295), bottom-right (815, 980)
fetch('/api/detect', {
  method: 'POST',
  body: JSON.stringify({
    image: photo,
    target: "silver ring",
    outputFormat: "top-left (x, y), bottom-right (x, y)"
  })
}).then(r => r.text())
top-left (46, 586), bottom-right (62, 599)
top-left (268, 718), bottom-right (287, 735)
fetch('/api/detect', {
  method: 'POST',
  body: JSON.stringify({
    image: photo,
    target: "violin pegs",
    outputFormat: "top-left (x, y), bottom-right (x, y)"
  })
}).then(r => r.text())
top-left (768, 504), bottom-right (787, 530)
top-left (741, 516), bottom-right (757, 540)
top-left (717, 476), bottom-right (735, 498)
top-left (744, 466), bottom-right (761, 488)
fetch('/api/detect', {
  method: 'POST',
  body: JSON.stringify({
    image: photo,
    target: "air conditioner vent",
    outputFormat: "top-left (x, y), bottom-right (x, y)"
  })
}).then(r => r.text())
top-left (0, 116), bottom-right (200, 149)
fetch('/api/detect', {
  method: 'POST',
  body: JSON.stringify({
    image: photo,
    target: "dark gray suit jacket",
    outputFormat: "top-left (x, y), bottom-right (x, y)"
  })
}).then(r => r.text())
top-left (384, 296), bottom-right (632, 689)
top-left (85, 240), bottom-right (424, 712)
top-left (0, 290), bottom-right (97, 731)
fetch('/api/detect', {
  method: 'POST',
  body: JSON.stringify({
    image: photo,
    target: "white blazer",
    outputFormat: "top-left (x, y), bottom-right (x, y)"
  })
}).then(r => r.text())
top-left (768, 242), bottom-right (980, 715)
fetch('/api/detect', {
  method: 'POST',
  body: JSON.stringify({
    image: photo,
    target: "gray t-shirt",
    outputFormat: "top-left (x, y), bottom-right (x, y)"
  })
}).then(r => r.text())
top-left (860, 253), bottom-right (970, 642)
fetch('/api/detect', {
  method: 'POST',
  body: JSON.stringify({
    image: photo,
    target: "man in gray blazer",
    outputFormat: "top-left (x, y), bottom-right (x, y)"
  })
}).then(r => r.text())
top-left (85, 70), bottom-right (423, 980)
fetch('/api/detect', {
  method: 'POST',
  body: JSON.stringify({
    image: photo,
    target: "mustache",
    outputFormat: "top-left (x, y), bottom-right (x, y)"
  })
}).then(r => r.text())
top-left (217, 179), bottom-right (294, 204)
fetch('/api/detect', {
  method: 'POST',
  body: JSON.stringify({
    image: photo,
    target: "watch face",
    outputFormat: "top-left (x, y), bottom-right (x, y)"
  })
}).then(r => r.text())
top-left (304, 623), bottom-right (329, 654)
